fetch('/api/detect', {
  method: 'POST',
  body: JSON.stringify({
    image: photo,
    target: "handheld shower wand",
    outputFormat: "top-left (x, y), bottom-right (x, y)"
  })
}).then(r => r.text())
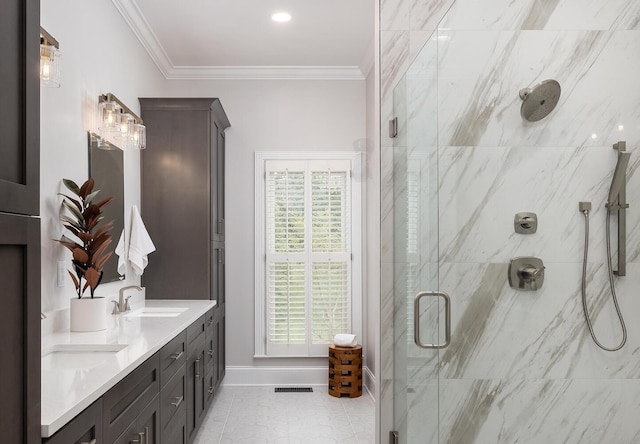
top-left (579, 141), bottom-right (630, 351)
top-left (606, 148), bottom-right (631, 209)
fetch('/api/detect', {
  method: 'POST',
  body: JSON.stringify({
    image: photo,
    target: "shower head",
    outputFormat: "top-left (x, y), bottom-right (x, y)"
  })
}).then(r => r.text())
top-left (519, 79), bottom-right (561, 122)
top-left (607, 150), bottom-right (631, 206)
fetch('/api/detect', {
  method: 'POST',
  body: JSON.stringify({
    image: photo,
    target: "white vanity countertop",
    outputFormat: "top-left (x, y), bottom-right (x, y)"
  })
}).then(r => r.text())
top-left (41, 299), bottom-right (216, 438)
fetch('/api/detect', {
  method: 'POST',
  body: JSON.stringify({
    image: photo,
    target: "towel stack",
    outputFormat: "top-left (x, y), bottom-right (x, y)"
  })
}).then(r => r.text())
top-left (115, 205), bottom-right (156, 276)
top-left (333, 333), bottom-right (358, 347)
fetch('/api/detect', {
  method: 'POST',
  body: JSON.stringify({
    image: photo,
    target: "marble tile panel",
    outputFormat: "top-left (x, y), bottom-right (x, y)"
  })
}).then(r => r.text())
top-left (380, 0), bottom-right (410, 31)
top-left (410, 0), bottom-right (456, 32)
top-left (439, 0), bottom-right (640, 31)
top-left (438, 145), bottom-right (640, 264)
top-left (437, 262), bottom-right (640, 380)
top-left (437, 30), bottom-right (640, 148)
top-left (439, 378), bottom-right (640, 444)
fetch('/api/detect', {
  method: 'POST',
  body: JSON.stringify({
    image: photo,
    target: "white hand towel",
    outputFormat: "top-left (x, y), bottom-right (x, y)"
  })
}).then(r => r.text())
top-left (333, 333), bottom-right (357, 347)
top-left (128, 205), bottom-right (156, 276)
top-left (114, 229), bottom-right (126, 276)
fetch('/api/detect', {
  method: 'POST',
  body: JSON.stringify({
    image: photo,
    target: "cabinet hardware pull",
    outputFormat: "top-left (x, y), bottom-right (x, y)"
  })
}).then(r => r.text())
top-left (208, 387), bottom-right (214, 394)
top-left (143, 427), bottom-right (149, 444)
top-left (208, 349), bottom-right (214, 357)
top-left (170, 351), bottom-right (183, 361)
top-left (195, 358), bottom-right (201, 378)
top-left (171, 395), bottom-right (184, 408)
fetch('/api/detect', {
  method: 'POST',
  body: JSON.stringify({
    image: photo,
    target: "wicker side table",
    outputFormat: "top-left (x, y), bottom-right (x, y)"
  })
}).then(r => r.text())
top-left (328, 344), bottom-right (363, 398)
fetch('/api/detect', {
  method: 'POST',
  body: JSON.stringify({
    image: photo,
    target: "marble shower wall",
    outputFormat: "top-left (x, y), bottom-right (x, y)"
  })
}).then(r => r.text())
top-left (381, 0), bottom-right (640, 442)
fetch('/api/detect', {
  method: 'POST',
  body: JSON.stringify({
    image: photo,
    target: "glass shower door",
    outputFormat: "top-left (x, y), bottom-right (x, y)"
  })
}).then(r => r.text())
top-left (392, 32), bottom-right (444, 444)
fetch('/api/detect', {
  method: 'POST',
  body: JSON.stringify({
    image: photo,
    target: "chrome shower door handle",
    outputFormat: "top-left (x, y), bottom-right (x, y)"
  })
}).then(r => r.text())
top-left (414, 291), bottom-right (451, 349)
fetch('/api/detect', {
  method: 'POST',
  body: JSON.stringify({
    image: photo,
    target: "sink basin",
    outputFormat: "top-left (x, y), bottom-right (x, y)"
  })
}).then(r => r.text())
top-left (124, 307), bottom-right (189, 318)
top-left (41, 344), bottom-right (128, 370)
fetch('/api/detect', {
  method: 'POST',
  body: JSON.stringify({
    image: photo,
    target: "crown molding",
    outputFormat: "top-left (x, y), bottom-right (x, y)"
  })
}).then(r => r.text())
top-left (165, 65), bottom-right (364, 80)
top-left (112, 0), bottom-right (365, 80)
top-left (111, 0), bottom-right (174, 77)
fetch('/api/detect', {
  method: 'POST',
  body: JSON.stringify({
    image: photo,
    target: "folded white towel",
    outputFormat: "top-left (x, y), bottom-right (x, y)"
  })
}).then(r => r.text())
top-left (114, 229), bottom-right (126, 276)
top-left (333, 333), bottom-right (357, 347)
top-left (128, 205), bottom-right (156, 276)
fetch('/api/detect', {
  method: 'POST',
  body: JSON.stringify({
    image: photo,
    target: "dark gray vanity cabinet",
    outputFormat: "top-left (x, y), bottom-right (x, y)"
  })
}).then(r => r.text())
top-left (1, 0), bottom-right (40, 216)
top-left (139, 97), bottom-right (230, 302)
top-left (1, 0), bottom-right (41, 443)
top-left (140, 98), bottom-right (229, 420)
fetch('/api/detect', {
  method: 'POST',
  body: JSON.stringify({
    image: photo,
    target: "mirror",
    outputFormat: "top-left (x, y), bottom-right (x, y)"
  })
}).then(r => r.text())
top-left (88, 131), bottom-right (125, 282)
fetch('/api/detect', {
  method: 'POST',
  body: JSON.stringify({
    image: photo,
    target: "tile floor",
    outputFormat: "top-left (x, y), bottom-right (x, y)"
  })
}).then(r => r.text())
top-left (193, 385), bottom-right (375, 443)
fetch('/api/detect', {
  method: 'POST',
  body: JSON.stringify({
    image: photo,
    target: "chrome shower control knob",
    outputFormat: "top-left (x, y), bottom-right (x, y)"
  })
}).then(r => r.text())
top-left (508, 257), bottom-right (545, 291)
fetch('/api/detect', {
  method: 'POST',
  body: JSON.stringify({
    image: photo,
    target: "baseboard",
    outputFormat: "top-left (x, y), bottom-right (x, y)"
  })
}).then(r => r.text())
top-left (223, 366), bottom-right (328, 386)
top-left (223, 365), bottom-right (376, 400)
top-left (363, 366), bottom-right (376, 401)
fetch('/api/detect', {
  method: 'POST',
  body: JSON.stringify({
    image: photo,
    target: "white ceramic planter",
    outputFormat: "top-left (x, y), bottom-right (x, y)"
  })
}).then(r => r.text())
top-left (70, 297), bottom-right (107, 332)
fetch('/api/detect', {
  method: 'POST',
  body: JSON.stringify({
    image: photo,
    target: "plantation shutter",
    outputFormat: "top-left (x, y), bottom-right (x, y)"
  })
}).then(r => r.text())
top-left (265, 159), bottom-right (351, 356)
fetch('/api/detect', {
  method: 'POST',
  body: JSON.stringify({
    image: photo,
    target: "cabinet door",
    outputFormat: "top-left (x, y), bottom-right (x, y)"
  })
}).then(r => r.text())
top-left (186, 334), bottom-right (205, 442)
top-left (212, 242), bottom-right (225, 306)
top-left (140, 103), bottom-right (211, 300)
top-left (211, 121), bottom-right (225, 242)
top-left (216, 307), bottom-right (226, 385)
top-left (0, 213), bottom-right (40, 444)
top-left (0, 0), bottom-right (39, 216)
top-left (204, 309), bottom-right (215, 372)
top-left (43, 399), bottom-right (103, 444)
top-left (136, 395), bottom-right (160, 444)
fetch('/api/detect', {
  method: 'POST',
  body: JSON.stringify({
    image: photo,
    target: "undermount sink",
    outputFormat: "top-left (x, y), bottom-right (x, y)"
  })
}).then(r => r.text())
top-left (41, 344), bottom-right (128, 370)
top-left (124, 307), bottom-right (189, 318)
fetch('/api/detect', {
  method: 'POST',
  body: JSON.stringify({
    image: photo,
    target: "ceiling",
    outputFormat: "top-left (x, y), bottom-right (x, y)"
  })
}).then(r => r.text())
top-left (113, 0), bottom-right (375, 79)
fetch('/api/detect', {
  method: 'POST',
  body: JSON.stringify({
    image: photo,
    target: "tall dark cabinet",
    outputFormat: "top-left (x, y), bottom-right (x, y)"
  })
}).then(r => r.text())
top-left (0, 0), bottom-right (41, 442)
top-left (140, 98), bottom-right (229, 404)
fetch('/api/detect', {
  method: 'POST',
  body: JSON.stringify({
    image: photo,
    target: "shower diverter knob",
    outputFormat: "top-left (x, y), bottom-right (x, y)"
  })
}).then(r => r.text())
top-left (508, 257), bottom-right (545, 291)
top-left (514, 212), bottom-right (537, 234)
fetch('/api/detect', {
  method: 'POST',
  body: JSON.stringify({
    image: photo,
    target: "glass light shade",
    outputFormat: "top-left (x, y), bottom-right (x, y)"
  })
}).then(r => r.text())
top-left (128, 123), bottom-right (146, 150)
top-left (118, 113), bottom-right (134, 140)
top-left (99, 101), bottom-right (121, 131)
top-left (40, 44), bottom-right (61, 88)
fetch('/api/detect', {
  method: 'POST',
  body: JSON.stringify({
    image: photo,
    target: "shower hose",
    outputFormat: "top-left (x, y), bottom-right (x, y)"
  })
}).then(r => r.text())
top-left (580, 208), bottom-right (627, 351)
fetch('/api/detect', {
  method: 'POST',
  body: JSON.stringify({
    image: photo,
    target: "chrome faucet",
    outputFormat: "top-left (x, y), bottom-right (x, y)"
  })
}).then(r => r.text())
top-left (112, 285), bottom-right (143, 314)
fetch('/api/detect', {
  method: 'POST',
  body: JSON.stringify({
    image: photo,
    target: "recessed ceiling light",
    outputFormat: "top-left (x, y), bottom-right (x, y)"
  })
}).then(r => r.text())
top-left (271, 12), bottom-right (292, 23)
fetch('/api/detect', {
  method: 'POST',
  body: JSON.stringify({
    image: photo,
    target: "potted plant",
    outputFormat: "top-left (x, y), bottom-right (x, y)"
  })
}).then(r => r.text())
top-left (57, 178), bottom-right (114, 331)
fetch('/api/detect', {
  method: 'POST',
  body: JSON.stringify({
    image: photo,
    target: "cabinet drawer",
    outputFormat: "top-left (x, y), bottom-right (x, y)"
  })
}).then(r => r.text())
top-left (103, 353), bottom-right (159, 442)
top-left (187, 314), bottom-right (205, 344)
top-left (43, 399), bottom-right (103, 444)
top-left (159, 330), bottom-right (186, 388)
top-left (160, 363), bottom-right (186, 430)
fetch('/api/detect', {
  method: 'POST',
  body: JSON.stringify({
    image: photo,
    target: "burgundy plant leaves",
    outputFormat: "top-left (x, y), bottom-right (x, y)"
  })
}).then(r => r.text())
top-left (56, 178), bottom-right (114, 298)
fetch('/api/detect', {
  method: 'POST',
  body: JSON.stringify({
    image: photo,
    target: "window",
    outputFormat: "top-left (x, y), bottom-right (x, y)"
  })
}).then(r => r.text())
top-left (255, 153), bottom-right (362, 357)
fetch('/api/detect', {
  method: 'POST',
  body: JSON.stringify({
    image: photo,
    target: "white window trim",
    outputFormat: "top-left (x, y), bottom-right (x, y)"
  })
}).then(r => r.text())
top-left (255, 151), bottom-right (364, 358)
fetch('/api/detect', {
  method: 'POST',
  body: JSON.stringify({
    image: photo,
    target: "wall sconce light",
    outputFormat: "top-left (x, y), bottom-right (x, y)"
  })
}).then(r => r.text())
top-left (40, 27), bottom-right (61, 88)
top-left (98, 93), bottom-right (146, 149)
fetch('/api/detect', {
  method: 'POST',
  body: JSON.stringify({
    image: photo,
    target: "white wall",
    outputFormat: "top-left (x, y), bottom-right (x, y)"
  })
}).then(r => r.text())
top-left (161, 79), bottom-right (367, 368)
top-left (40, 0), bottom-right (167, 313)
top-left (41, 0), bottom-right (374, 381)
